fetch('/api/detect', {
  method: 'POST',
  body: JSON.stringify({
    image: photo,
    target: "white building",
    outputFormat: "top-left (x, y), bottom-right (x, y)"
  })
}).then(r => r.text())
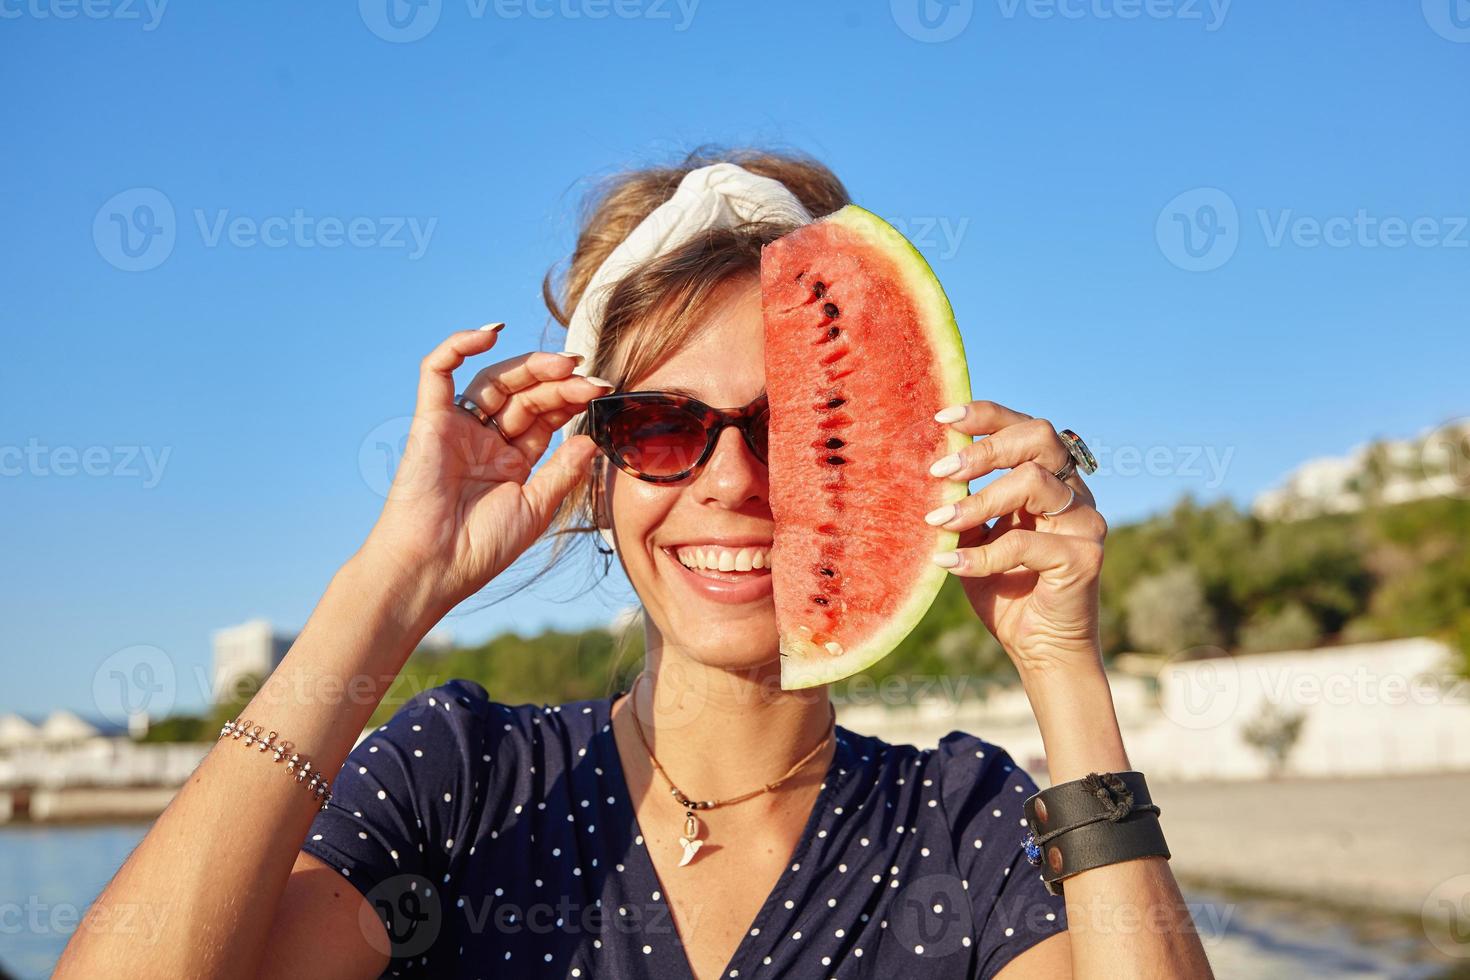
top-left (1253, 418), bottom-right (1470, 521)
top-left (0, 713), bottom-right (41, 751)
top-left (842, 637), bottom-right (1470, 783)
top-left (211, 619), bottom-right (296, 704)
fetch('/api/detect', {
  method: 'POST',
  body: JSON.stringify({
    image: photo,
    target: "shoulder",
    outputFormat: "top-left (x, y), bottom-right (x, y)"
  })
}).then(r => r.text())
top-left (369, 678), bottom-right (553, 741)
top-left (366, 679), bottom-right (614, 764)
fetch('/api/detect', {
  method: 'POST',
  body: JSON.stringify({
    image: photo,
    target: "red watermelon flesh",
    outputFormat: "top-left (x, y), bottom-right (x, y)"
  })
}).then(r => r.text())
top-left (762, 205), bottom-right (972, 690)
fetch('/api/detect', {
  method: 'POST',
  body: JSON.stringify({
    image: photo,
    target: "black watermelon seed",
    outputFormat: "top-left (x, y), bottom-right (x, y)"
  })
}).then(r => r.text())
top-left (812, 281), bottom-right (827, 298)
top-left (826, 397), bottom-right (845, 409)
top-left (827, 326), bottom-right (840, 340)
top-left (826, 455), bottom-right (846, 466)
top-left (825, 437), bottom-right (844, 449)
top-left (823, 302), bottom-right (840, 318)
top-left (812, 595), bottom-right (830, 606)
top-left (819, 567), bottom-right (835, 577)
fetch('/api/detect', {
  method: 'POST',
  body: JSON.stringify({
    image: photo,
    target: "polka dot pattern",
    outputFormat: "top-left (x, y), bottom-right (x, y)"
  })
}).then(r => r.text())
top-left (300, 680), bottom-right (1066, 977)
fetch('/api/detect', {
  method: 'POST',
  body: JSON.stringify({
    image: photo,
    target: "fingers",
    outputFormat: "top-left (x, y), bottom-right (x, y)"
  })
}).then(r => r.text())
top-left (935, 399), bottom-right (1034, 435)
top-left (510, 404), bottom-right (587, 467)
top-left (924, 461), bottom-right (1107, 542)
top-left (933, 526), bottom-right (1104, 583)
top-left (469, 354), bottom-right (613, 438)
top-left (929, 416), bottom-right (1071, 483)
top-left (520, 433), bottom-right (601, 536)
top-left (416, 323), bottom-right (506, 416)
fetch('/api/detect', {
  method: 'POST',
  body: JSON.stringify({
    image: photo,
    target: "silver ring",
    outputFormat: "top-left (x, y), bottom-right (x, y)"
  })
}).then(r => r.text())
top-left (1039, 485), bottom-right (1077, 520)
top-left (1052, 458), bottom-right (1078, 484)
top-left (455, 394), bottom-right (511, 443)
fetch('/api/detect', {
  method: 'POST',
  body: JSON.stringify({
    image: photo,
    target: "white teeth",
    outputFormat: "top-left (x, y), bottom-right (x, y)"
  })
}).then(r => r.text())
top-left (673, 544), bottom-right (773, 572)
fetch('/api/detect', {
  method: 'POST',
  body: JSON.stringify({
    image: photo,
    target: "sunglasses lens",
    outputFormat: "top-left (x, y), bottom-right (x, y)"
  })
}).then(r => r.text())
top-left (606, 402), bottom-right (708, 478)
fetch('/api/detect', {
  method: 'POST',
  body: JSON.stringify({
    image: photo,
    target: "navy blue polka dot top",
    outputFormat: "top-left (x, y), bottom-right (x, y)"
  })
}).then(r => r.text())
top-left (302, 679), bottom-right (1067, 978)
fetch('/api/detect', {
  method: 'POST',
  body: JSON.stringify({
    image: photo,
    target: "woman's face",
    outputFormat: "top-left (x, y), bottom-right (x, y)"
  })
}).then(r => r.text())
top-left (601, 276), bottom-right (778, 670)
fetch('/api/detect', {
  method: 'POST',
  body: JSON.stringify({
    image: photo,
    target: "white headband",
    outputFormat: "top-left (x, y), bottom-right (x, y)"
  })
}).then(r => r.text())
top-left (557, 161), bottom-right (814, 554)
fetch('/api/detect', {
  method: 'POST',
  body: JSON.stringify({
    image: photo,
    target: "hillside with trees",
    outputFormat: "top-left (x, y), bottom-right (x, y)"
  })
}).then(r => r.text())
top-left (147, 492), bottom-right (1470, 740)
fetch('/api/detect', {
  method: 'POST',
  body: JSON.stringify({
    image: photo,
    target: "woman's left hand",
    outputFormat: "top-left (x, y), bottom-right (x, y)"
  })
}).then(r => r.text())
top-left (925, 400), bottom-right (1108, 676)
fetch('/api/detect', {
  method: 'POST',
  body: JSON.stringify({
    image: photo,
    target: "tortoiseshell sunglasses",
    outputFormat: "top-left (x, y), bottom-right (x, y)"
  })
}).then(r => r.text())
top-left (587, 389), bottom-right (770, 483)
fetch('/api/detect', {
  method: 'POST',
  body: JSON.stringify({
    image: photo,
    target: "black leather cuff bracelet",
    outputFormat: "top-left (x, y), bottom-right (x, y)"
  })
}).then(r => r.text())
top-left (1021, 771), bottom-right (1169, 896)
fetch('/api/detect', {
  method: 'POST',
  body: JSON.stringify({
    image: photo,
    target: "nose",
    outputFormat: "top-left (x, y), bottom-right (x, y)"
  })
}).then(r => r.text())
top-left (692, 423), bottom-right (767, 506)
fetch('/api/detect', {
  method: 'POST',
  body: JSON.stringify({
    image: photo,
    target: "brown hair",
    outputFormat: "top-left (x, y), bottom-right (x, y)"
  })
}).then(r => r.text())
top-left (525, 146), bottom-right (850, 598)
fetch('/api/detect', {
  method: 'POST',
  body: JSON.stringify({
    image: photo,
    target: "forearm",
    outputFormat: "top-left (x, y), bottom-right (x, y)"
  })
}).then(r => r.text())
top-left (56, 548), bottom-right (448, 979)
top-left (1020, 664), bottom-right (1214, 979)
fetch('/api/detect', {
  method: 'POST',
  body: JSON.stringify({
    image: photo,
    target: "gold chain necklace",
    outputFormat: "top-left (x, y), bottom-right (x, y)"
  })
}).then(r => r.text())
top-left (625, 671), bottom-right (837, 868)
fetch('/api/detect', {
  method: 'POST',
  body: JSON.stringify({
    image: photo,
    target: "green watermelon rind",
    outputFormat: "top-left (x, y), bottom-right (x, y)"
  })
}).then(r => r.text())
top-left (779, 204), bottom-right (974, 691)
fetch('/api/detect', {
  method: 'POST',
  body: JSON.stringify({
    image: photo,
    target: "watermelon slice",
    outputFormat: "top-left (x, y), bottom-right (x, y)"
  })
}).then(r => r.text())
top-left (762, 205), bottom-right (972, 691)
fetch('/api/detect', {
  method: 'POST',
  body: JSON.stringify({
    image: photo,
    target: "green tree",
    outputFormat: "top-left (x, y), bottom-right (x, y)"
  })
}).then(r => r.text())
top-left (1124, 565), bottom-right (1222, 654)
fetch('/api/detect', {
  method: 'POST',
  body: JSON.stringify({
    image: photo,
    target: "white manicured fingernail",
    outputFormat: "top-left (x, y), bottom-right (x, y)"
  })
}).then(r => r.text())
top-left (934, 405), bottom-right (966, 424)
top-left (929, 453), bottom-right (962, 478)
top-left (556, 350), bottom-right (586, 362)
top-left (583, 376), bottom-right (616, 388)
top-left (924, 504), bottom-right (956, 526)
top-left (931, 551), bottom-right (961, 568)
top-left (479, 322), bottom-right (506, 332)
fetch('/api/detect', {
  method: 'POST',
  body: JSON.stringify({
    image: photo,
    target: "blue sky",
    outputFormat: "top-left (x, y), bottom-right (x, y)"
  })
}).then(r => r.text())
top-left (2, 1), bottom-right (1466, 717)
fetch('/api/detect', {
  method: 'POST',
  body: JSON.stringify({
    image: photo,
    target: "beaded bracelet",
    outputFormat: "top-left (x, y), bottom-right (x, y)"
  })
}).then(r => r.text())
top-left (218, 718), bottom-right (332, 810)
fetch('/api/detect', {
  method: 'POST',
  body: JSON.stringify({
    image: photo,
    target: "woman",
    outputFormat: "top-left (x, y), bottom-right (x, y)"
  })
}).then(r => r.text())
top-left (56, 149), bottom-right (1212, 979)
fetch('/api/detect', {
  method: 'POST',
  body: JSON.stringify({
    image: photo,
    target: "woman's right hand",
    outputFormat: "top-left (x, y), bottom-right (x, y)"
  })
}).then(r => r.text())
top-left (361, 324), bottom-right (611, 614)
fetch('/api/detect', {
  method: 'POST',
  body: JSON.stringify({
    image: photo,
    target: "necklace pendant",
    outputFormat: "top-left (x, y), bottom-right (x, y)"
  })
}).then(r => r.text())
top-left (677, 810), bottom-right (704, 867)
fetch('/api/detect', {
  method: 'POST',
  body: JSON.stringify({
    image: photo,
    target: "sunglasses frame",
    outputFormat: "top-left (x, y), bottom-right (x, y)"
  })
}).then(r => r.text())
top-left (587, 389), bottom-right (771, 484)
